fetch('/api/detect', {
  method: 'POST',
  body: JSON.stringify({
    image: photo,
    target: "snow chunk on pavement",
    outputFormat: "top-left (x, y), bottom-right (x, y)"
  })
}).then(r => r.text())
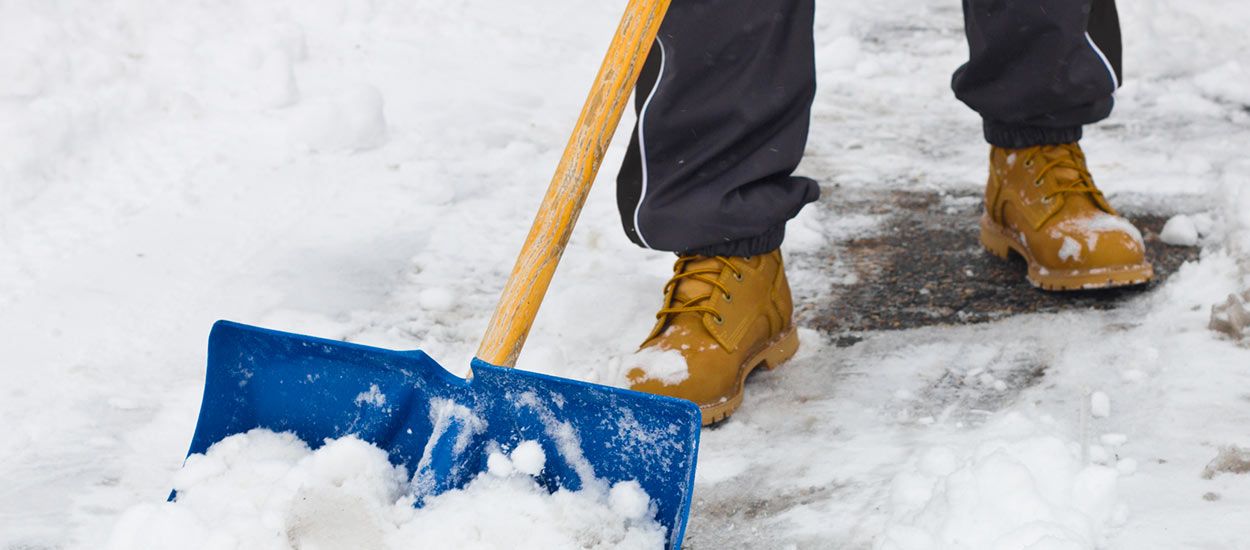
top-left (106, 430), bottom-right (665, 549)
top-left (1160, 215), bottom-right (1201, 246)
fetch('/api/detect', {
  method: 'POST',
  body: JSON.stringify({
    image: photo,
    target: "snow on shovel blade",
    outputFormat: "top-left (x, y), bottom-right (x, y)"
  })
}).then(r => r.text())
top-left (182, 320), bottom-right (702, 548)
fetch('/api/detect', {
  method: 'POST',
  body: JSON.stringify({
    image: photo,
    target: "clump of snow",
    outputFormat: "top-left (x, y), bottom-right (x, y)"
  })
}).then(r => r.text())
top-left (1160, 215), bottom-right (1201, 246)
top-left (106, 430), bottom-right (665, 550)
top-left (1160, 213), bottom-right (1210, 248)
top-left (878, 414), bottom-right (1124, 550)
top-left (628, 346), bottom-right (689, 386)
top-left (486, 449), bottom-right (516, 477)
top-left (609, 480), bottom-right (653, 520)
top-left (509, 440), bottom-right (547, 476)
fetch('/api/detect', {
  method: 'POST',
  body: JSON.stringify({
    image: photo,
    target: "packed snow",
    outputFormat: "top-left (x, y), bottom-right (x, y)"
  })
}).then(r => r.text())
top-left (105, 430), bottom-right (665, 550)
top-left (628, 346), bottom-right (691, 386)
top-left (3, 0), bottom-right (1250, 548)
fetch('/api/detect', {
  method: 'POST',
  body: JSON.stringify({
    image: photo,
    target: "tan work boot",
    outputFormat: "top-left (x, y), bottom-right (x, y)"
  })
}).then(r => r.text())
top-left (628, 251), bottom-right (799, 425)
top-left (980, 142), bottom-right (1153, 290)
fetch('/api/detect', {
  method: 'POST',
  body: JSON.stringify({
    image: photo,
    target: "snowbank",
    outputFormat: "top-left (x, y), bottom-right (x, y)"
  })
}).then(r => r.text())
top-left (105, 430), bottom-right (665, 550)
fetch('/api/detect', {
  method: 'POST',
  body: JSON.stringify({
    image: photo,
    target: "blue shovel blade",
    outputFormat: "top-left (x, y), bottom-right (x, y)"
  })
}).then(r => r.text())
top-left (182, 321), bottom-right (702, 548)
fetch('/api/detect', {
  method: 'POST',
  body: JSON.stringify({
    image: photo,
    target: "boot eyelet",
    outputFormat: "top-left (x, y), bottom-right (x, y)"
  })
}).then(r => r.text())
top-left (1033, 178), bottom-right (1043, 187)
top-left (713, 315), bottom-right (725, 325)
top-left (1024, 159), bottom-right (1034, 168)
top-left (723, 293), bottom-right (733, 303)
top-left (733, 272), bottom-right (743, 282)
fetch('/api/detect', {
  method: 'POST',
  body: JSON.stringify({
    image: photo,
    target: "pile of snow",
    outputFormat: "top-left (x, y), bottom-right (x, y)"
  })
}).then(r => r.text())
top-left (106, 430), bottom-right (665, 550)
top-left (878, 413), bottom-right (1125, 550)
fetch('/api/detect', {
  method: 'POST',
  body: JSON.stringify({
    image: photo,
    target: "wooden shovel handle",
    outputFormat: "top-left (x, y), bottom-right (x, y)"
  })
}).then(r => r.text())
top-left (476, 0), bottom-right (672, 368)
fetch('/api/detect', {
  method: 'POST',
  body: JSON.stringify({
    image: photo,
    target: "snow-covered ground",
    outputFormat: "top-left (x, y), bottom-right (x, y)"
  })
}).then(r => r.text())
top-left (2, 0), bottom-right (1249, 548)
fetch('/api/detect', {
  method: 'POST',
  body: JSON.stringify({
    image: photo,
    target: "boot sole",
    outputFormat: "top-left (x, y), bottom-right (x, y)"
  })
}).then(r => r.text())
top-left (700, 326), bottom-right (800, 426)
top-left (979, 214), bottom-right (1154, 291)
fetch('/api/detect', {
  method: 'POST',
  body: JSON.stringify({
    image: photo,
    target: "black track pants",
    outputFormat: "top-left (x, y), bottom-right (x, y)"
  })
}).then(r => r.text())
top-left (954, 0), bottom-right (1123, 147)
top-left (616, 0), bottom-right (1122, 256)
top-left (615, 0), bottom-right (821, 257)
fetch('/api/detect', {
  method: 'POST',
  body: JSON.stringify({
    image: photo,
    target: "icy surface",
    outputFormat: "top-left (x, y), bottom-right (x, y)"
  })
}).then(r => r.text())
top-left (2, 0), bottom-right (1250, 548)
top-left (105, 430), bottom-right (665, 550)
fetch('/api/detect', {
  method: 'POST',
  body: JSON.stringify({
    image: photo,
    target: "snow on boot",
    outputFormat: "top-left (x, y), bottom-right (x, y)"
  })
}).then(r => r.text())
top-left (979, 142), bottom-right (1154, 290)
top-left (628, 251), bottom-right (799, 425)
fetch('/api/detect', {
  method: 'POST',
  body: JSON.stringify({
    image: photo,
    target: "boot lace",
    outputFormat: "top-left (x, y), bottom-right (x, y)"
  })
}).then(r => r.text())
top-left (656, 255), bottom-right (741, 325)
top-left (1022, 143), bottom-right (1110, 222)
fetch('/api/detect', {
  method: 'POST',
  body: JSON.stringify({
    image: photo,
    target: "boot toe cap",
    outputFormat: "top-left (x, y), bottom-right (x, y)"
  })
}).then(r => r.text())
top-left (1039, 214), bottom-right (1148, 272)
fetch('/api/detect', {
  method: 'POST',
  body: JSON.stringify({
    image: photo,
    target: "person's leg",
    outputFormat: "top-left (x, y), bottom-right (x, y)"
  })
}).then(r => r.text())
top-left (616, 0), bottom-right (816, 425)
top-left (616, 0), bottom-right (820, 257)
top-left (954, 0), bottom-right (1122, 147)
top-left (955, 0), bottom-right (1151, 291)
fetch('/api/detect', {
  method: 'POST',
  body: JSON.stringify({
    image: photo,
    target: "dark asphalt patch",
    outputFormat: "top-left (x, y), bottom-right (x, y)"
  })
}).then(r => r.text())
top-left (797, 190), bottom-right (1202, 341)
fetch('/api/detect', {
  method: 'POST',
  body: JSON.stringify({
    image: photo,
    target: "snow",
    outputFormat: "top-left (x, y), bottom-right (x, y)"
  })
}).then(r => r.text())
top-left (292, 85), bottom-right (388, 152)
top-left (628, 345), bottom-right (690, 386)
top-left (1100, 433), bottom-right (1128, 447)
top-left (1090, 391), bottom-right (1111, 419)
top-left (3, 0), bottom-right (1250, 548)
top-left (1160, 214), bottom-right (1201, 246)
top-left (354, 384), bottom-right (387, 408)
top-left (1210, 290), bottom-right (1250, 343)
top-left (1059, 213), bottom-right (1146, 251)
top-left (105, 430), bottom-right (665, 549)
top-left (1059, 237), bottom-right (1083, 263)
top-left (879, 414), bottom-right (1124, 550)
top-left (1201, 447), bottom-right (1250, 480)
top-left (509, 440), bottom-right (547, 477)
top-left (609, 480), bottom-right (654, 521)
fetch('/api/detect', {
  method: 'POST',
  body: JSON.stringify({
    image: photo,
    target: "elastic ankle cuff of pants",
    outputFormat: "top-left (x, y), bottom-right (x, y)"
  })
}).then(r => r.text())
top-left (685, 224), bottom-right (785, 258)
top-left (983, 120), bottom-right (1083, 148)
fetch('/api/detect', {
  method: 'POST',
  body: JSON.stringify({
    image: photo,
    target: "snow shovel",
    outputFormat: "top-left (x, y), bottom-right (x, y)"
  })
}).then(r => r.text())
top-left (181, 0), bottom-right (699, 546)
